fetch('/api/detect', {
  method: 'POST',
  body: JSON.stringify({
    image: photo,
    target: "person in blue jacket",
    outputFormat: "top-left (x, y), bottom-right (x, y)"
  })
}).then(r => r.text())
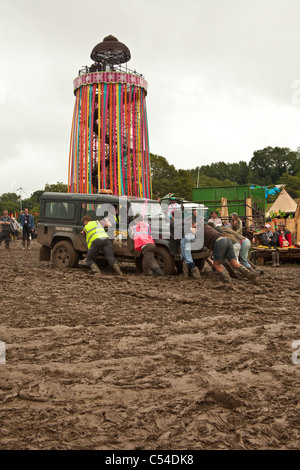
top-left (20, 208), bottom-right (34, 250)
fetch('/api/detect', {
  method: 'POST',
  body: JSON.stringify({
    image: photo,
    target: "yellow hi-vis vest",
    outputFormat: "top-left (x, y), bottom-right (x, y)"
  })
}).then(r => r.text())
top-left (84, 221), bottom-right (108, 249)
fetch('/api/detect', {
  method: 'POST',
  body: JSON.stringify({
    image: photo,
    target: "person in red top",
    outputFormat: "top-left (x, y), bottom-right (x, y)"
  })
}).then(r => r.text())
top-left (131, 215), bottom-right (164, 277)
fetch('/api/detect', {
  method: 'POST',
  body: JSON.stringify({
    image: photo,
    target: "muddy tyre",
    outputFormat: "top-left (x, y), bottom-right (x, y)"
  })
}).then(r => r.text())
top-left (142, 246), bottom-right (175, 275)
top-left (52, 240), bottom-right (80, 269)
top-left (39, 245), bottom-right (51, 261)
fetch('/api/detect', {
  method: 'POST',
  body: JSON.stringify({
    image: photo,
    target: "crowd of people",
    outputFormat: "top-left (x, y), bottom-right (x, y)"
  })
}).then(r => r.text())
top-left (0, 208), bottom-right (36, 251)
top-left (0, 205), bottom-right (295, 282)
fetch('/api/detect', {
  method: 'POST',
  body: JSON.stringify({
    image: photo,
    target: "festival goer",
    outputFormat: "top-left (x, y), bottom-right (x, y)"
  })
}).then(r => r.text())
top-left (261, 224), bottom-right (278, 249)
top-left (212, 223), bottom-right (254, 272)
top-left (20, 208), bottom-right (34, 250)
top-left (230, 212), bottom-right (243, 234)
top-left (0, 209), bottom-right (12, 250)
top-left (178, 210), bottom-right (201, 279)
top-left (203, 223), bottom-right (256, 283)
top-left (10, 217), bottom-right (20, 240)
top-left (207, 210), bottom-right (222, 226)
top-left (81, 215), bottom-right (122, 275)
top-left (131, 215), bottom-right (164, 277)
top-left (277, 221), bottom-right (292, 248)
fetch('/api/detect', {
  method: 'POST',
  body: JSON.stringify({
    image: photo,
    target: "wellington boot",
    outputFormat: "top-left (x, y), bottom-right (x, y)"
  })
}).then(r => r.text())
top-left (276, 252), bottom-right (280, 267)
top-left (154, 266), bottom-right (164, 277)
top-left (219, 269), bottom-right (232, 283)
top-left (90, 262), bottom-right (101, 274)
top-left (272, 252), bottom-right (278, 267)
top-left (112, 263), bottom-right (123, 276)
top-left (238, 265), bottom-right (256, 280)
top-left (190, 266), bottom-right (201, 280)
top-left (182, 261), bottom-right (189, 278)
top-left (247, 266), bottom-right (258, 276)
top-left (27, 240), bottom-right (31, 250)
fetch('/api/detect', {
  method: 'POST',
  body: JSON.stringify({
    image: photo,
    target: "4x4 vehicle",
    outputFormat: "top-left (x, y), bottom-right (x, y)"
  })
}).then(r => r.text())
top-left (37, 192), bottom-right (211, 275)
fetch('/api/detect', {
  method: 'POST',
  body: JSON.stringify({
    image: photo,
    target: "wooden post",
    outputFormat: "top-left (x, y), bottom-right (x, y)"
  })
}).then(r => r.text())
top-left (286, 219), bottom-right (295, 243)
top-left (220, 197), bottom-right (228, 224)
top-left (294, 199), bottom-right (300, 243)
top-left (245, 198), bottom-right (253, 228)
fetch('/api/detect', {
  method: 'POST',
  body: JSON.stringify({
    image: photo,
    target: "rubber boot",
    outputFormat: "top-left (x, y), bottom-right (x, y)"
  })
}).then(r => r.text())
top-left (223, 260), bottom-right (238, 278)
top-left (22, 240), bottom-right (26, 251)
top-left (154, 266), bottom-right (164, 277)
top-left (276, 252), bottom-right (280, 267)
top-left (112, 263), bottom-right (122, 276)
top-left (219, 269), bottom-right (232, 283)
top-left (238, 265), bottom-right (256, 280)
top-left (90, 262), bottom-right (101, 274)
top-left (190, 266), bottom-right (201, 279)
top-left (27, 239), bottom-right (30, 250)
top-left (182, 261), bottom-right (189, 278)
top-left (272, 252), bottom-right (277, 267)
top-left (247, 266), bottom-right (258, 276)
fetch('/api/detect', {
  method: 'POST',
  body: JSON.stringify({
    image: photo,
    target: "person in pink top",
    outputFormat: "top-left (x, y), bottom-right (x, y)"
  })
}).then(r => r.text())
top-left (131, 215), bottom-right (164, 277)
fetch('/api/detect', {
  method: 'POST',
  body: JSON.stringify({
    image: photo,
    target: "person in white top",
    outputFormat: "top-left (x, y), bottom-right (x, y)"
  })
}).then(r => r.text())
top-left (207, 211), bottom-right (222, 226)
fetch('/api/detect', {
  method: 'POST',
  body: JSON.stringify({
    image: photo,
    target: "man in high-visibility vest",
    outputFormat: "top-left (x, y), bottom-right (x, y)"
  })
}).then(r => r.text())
top-left (81, 215), bottom-right (122, 275)
top-left (131, 215), bottom-right (164, 277)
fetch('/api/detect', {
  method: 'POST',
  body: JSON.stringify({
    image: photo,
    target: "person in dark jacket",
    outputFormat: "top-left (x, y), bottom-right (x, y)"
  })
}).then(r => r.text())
top-left (0, 210), bottom-right (12, 250)
top-left (19, 208), bottom-right (34, 250)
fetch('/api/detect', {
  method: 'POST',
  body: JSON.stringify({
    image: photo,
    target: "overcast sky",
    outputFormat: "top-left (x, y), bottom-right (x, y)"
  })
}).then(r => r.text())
top-left (1, 0), bottom-right (300, 197)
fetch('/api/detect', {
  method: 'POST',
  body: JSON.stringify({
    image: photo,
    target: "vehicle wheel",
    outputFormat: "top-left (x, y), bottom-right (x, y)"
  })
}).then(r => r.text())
top-left (39, 245), bottom-right (51, 261)
top-left (195, 258), bottom-right (206, 272)
top-left (52, 240), bottom-right (80, 269)
top-left (142, 246), bottom-right (176, 275)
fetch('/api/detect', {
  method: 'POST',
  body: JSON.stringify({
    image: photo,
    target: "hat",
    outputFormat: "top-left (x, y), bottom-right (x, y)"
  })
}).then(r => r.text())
top-left (278, 221), bottom-right (285, 226)
top-left (265, 223), bottom-right (271, 229)
top-left (231, 212), bottom-right (238, 217)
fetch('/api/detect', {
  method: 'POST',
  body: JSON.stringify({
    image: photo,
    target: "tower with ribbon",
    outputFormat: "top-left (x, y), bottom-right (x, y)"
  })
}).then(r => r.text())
top-left (68, 35), bottom-right (152, 198)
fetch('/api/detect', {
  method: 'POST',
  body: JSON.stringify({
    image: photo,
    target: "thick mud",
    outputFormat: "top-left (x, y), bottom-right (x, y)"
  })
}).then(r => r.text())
top-left (0, 240), bottom-right (299, 450)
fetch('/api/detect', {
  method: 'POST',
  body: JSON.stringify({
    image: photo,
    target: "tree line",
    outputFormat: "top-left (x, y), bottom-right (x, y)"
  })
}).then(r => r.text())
top-left (1, 146), bottom-right (299, 217)
top-left (151, 146), bottom-right (300, 201)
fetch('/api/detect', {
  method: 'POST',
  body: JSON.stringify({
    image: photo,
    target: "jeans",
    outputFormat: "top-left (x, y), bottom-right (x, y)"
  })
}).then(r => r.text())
top-left (239, 238), bottom-right (251, 268)
top-left (213, 237), bottom-right (236, 262)
top-left (180, 233), bottom-right (196, 268)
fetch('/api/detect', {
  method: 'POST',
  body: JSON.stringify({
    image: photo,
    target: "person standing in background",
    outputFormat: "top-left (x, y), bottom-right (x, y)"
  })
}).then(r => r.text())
top-left (20, 208), bottom-right (34, 250)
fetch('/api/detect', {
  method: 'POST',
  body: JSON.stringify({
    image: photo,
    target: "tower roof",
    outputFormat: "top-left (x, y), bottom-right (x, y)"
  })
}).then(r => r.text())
top-left (90, 35), bottom-right (131, 65)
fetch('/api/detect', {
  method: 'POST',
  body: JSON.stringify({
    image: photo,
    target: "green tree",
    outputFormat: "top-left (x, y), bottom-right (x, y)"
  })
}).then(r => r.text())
top-left (0, 192), bottom-right (20, 214)
top-left (44, 182), bottom-right (68, 193)
top-left (249, 147), bottom-right (300, 185)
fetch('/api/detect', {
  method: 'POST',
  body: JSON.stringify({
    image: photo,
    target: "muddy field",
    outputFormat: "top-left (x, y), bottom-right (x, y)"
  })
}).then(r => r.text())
top-left (0, 239), bottom-right (300, 451)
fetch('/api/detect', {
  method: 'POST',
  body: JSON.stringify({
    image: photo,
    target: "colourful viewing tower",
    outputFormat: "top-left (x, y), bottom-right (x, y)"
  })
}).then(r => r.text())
top-left (68, 35), bottom-right (152, 198)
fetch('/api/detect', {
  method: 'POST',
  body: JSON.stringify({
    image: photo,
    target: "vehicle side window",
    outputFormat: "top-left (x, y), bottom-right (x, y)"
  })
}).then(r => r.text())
top-left (81, 203), bottom-right (118, 221)
top-left (45, 202), bottom-right (75, 219)
top-left (81, 203), bottom-right (101, 220)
